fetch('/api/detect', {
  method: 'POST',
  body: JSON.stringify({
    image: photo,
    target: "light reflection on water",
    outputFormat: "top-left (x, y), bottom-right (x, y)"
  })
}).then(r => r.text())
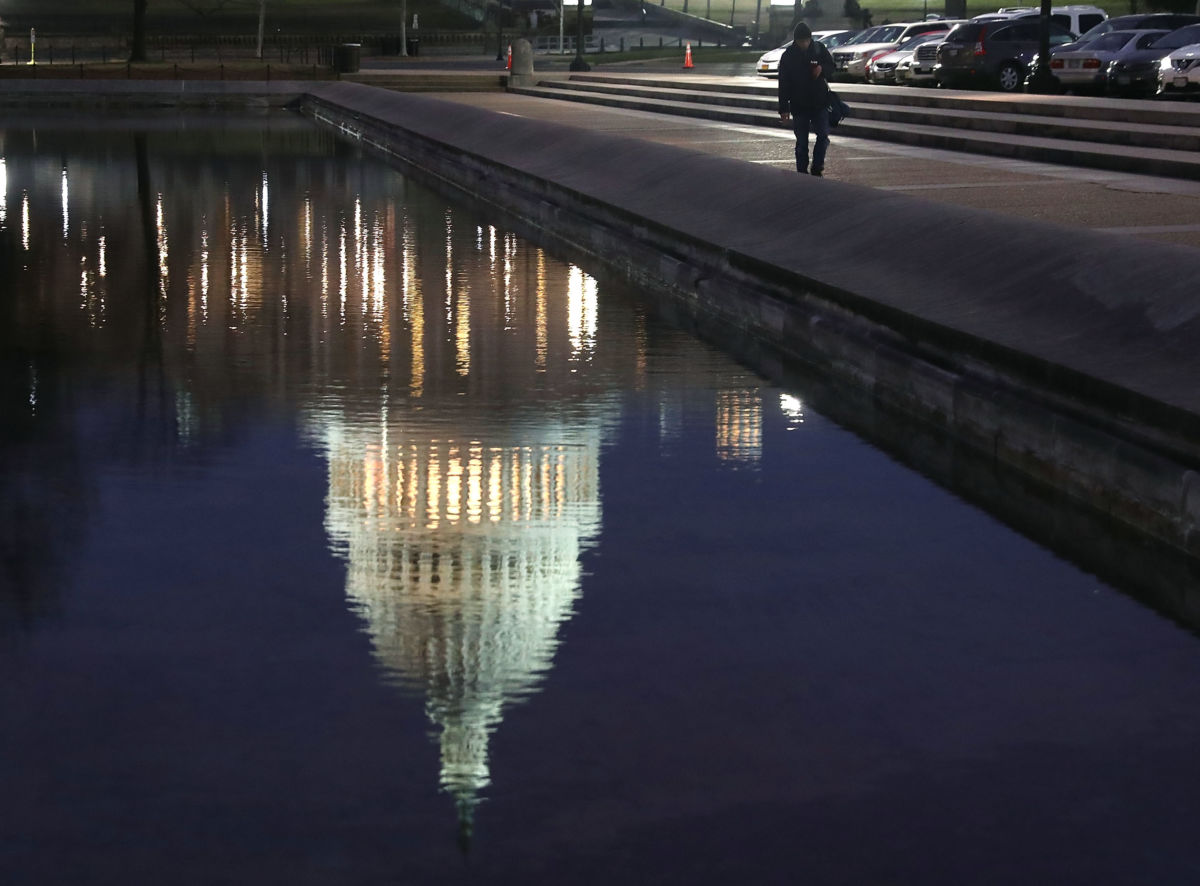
top-left (0, 116), bottom-right (765, 842)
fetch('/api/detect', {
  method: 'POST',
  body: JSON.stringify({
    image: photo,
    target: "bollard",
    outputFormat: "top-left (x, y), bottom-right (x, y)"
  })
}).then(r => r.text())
top-left (173, 63), bottom-right (178, 79)
top-left (620, 37), bottom-right (624, 52)
top-left (659, 36), bottom-right (663, 47)
top-left (640, 37), bottom-right (644, 48)
top-left (600, 37), bottom-right (605, 52)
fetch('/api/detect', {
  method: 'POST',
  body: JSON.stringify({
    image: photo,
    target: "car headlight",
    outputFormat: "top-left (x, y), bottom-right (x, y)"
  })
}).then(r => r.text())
top-left (1160, 56), bottom-right (1173, 71)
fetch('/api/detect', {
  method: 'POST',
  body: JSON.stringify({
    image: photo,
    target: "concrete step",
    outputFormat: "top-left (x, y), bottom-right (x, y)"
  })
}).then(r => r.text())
top-left (566, 72), bottom-right (1200, 128)
top-left (509, 81), bottom-right (1200, 179)
top-left (538, 78), bottom-right (1200, 151)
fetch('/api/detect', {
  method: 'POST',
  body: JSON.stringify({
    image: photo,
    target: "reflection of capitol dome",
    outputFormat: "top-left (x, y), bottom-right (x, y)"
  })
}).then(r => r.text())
top-left (313, 409), bottom-right (603, 841)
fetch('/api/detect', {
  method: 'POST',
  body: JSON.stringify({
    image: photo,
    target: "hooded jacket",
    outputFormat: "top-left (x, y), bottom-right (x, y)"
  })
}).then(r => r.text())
top-left (778, 40), bottom-right (836, 113)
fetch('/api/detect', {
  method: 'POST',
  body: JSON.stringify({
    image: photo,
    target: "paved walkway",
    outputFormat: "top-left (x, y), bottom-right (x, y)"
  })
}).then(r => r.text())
top-left (426, 82), bottom-right (1200, 250)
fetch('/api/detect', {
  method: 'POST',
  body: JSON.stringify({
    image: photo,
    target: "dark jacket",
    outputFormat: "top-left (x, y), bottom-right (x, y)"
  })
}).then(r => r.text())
top-left (778, 40), bottom-right (835, 113)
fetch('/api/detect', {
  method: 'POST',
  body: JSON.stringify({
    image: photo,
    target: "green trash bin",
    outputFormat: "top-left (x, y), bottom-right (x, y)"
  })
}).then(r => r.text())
top-left (334, 43), bottom-right (361, 73)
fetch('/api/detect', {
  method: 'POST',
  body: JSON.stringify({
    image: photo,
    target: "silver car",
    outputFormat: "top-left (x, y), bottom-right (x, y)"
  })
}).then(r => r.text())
top-left (1050, 29), bottom-right (1168, 92)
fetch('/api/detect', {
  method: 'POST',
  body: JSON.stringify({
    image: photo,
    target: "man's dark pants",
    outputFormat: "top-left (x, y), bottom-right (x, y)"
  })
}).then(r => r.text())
top-left (792, 106), bottom-right (830, 174)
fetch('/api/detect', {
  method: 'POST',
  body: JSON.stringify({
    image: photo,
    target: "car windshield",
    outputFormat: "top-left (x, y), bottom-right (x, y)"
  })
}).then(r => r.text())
top-left (1156, 24), bottom-right (1200, 50)
top-left (945, 23), bottom-right (982, 41)
top-left (1087, 32), bottom-right (1136, 51)
top-left (869, 25), bottom-right (907, 42)
top-left (1076, 21), bottom-right (1118, 42)
top-left (843, 27), bottom-right (887, 45)
top-left (897, 33), bottom-right (940, 50)
top-left (825, 32), bottom-right (856, 48)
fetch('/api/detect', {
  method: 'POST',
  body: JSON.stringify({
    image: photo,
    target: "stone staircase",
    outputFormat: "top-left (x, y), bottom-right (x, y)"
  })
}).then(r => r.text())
top-left (509, 73), bottom-right (1200, 179)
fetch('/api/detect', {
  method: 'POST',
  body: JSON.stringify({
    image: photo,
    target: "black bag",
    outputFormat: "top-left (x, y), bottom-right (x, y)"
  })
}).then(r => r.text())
top-left (828, 91), bottom-right (851, 128)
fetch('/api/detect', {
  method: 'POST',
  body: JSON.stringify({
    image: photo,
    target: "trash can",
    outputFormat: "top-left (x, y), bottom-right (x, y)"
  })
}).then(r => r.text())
top-left (333, 42), bottom-right (361, 73)
top-left (406, 37), bottom-right (420, 56)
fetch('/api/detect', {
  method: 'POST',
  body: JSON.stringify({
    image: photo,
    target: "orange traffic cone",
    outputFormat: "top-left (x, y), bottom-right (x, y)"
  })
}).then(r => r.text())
top-left (506, 43), bottom-right (512, 70)
top-left (683, 42), bottom-right (694, 69)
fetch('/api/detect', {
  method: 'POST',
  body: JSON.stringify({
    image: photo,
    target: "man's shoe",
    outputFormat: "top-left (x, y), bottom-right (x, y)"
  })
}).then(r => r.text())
top-left (811, 169), bottom-right (823, 177)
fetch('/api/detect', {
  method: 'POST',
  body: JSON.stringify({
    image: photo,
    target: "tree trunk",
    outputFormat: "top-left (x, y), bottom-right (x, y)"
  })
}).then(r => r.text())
top-left (130, 0), bottom-right (148, 62)
top-left (256, 0), bottom-right (267, 59)
top-left (400, 0), bottom-right (408, 57)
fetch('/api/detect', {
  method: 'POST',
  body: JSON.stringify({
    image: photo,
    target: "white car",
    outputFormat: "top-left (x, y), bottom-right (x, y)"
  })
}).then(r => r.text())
top-left (831, 20), bottom-right (962, 80)
top-left (868, 32), bottom-right (947, 84)
top-left (1158, 41), bottom-right (1200, 96)
top-left (755, 30), bottom-right (856, 76)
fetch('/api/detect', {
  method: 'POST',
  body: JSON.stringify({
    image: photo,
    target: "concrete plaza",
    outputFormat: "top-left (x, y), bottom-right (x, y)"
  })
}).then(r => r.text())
top-left (397, 76), bottom-right (1200, 250)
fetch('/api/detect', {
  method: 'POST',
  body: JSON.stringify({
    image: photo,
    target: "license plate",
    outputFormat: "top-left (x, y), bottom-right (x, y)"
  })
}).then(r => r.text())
top-left (1068, 59), bottom-right (1081, 68)
top-left (916, 66), bottom-right (931, 73)
top-left (1177, 75), bottom-right (1190, 87)
top-left (1116, 74), bottom-right (1130, 84)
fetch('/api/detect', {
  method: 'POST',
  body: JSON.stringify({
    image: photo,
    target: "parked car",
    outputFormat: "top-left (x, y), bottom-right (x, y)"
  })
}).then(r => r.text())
top-left (1108, 22), bottom-right (1200, 96)
top-left (755, 29), bottom-right (857, 76)
top-left (934, 18), bottom-right (1076, 91)
top-left (1023, 15), bottom-right (1199, 87)
top-left (1158, 41), bottom-right (1200, 96)
top-left (1037, 29), bottom-right (1169, 93)
top-left (833, 20), bottom-right (961, 80)
top-left (868, 32), bottom-right (950, 84)
top-left (905, 36), bottom-right (947, 84)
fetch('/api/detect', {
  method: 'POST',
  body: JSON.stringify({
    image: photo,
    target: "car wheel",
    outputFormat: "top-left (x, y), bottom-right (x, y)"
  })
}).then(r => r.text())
top-left (998, 62), bottom-right (1023, 92)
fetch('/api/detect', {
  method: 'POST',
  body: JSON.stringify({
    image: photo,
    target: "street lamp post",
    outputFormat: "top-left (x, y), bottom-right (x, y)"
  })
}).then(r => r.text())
top-left (1026, 0), bottom-right (1056, 92)
top-left (569, 0), bottom-right (590, 71)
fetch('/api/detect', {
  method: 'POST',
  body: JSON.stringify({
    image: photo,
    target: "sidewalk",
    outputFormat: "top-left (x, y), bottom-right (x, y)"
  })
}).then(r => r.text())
top-left (428, 83), bottom-right (1200, 249)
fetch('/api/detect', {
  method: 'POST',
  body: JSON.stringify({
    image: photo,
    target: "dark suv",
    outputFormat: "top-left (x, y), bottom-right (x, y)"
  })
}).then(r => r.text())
top-left (935, 19), bottom-right (1076, 90)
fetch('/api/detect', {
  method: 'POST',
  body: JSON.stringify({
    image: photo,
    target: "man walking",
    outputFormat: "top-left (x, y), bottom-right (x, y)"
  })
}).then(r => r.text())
top-left (778, 22), bottom-right (836, 176)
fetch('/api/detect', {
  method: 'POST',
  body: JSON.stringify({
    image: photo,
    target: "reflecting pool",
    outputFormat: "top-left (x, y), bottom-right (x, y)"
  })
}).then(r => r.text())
top-left (3, 114), bottom-right (1200, 884)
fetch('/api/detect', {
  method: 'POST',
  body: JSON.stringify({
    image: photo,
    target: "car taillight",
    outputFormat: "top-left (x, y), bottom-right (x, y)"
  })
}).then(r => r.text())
top-left (1083, 58), bottom-right (1100, 69)
top-left (973, 27), bottom-right (987, 56)
top-left (1050, 58), bottom-right (1063, 69)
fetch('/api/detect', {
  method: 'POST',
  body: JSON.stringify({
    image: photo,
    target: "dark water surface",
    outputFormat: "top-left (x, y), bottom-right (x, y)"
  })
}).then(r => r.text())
top-left (3, 114), bottom-right (1200, 885)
